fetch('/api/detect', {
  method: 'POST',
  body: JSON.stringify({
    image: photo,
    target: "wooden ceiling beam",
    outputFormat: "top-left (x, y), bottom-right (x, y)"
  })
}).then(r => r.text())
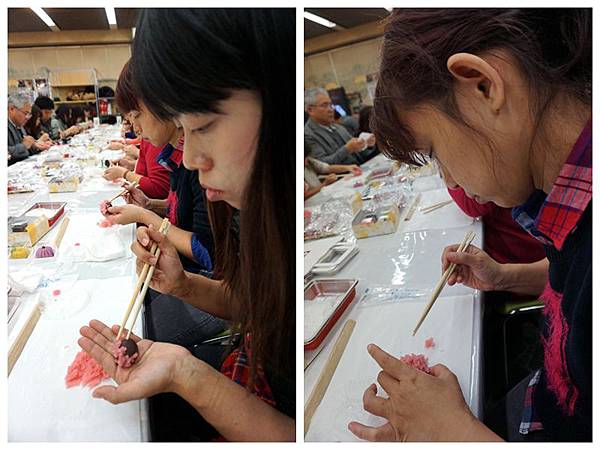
top-left (8, 29), bottom-right (133, 48)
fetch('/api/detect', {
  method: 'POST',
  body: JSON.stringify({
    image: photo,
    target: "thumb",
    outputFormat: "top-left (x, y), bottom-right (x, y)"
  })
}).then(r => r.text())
top-left (429, 363), bottom-right (453, 379)
top-left (92, 380), bottom-right (144, 404)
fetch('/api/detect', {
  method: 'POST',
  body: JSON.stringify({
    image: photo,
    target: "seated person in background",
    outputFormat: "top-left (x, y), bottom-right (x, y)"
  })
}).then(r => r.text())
top-left (448, 186), bottom-right (546, 265)
top-left (334, 109), bottom-right (359, 136)
top-left (35, 95), bottom-right (63, 141)
top-left (24, 105), bottom-right (52, 143)
top-left (355, 105), bottom-right (380, 163)
top-left (55, 104), bottom-right (86, 138)
top-left (8, 92), bottom-right (52, 165)
top-left (304, 87), bottom-right (376, 165)
top-left (103, 131), bottom-right (171, 199)
top-left (304, 142), bottom-right (362, 199)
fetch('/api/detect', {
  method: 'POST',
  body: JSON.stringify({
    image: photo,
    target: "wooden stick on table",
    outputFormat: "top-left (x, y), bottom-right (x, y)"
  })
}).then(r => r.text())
top-left (304, 319), bottom-right (356, 436)
top-left (404, 193), bottom-right (422, 221)
top-left (117, 218), bottom-right (168, 340)
top-left (420, 199), bottom-right (453, 214)
top-left (53, 216), bottom-right (70, 249)
top-left (412, 231), bottom-right (475, 336)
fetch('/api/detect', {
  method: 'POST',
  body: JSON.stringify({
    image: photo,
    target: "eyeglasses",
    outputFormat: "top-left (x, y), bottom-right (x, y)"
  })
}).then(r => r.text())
top-left (311, 102), bottom-right (333, 110)
top-left (16, 107), bottom-right (32, 118)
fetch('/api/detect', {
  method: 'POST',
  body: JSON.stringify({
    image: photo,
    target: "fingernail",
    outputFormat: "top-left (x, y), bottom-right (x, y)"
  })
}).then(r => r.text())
top-left (142, 238), bottom-right (148, 246)
top-left (367, 344), bottom-right (374, 353)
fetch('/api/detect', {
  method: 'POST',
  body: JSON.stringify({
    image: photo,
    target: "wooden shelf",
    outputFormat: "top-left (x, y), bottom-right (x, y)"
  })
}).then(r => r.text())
top-left (55, 99), bottom-right (96, 104)
top-left (51, 84), bottom-right (94, 88)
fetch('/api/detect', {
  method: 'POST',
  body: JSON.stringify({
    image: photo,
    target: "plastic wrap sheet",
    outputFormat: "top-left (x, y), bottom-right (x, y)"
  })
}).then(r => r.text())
top-left (305, 293), bottom-right (475, 442)
top-left (336, 226), bottom-right (478, 297)
top-left (411, 174), bottom-right (446, 192)
top-left (304, 198), bottom-right (356, 242)
top-left (8, 276), bottom-right (144, 442)
top-left (59, 211), bottom-right (133, 263)
top-left (400, 187), bottom-right (474, 233)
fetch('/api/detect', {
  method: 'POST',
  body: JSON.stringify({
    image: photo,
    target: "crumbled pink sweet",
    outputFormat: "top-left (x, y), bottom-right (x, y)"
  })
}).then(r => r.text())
top-left (65, 351), bottom-right (109, 388)
top-left (424, 337), bottom-right (436, 349)
top-left (399, 353), bottom-right (432, 374)
top-left (112, 340), bottom-right (138, 368)
top-left (75, 243), bottom-right (81, 246)
top-left (52, 289), bottom-right (61, 296)
top-left (99, 200), bottom-right (112, 216)
top-left (97, 218), bottom-right (114, 228)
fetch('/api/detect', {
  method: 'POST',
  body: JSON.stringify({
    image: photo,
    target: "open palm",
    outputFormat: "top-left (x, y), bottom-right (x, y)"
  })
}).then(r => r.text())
top-left (78, 319), bottom-right (191, 404)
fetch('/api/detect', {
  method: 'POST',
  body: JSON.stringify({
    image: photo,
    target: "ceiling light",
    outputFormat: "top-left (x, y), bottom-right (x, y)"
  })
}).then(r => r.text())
top-left (105, 7), bottom-right (117, 29)
top-left (31, 7), bottom-right (59, 31)
top-left (304, 11), bottom-right (337, 28)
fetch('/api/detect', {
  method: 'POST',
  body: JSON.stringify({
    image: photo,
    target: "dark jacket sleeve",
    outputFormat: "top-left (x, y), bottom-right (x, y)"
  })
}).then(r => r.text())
top-left (189, 171), bottom-right (215, 262)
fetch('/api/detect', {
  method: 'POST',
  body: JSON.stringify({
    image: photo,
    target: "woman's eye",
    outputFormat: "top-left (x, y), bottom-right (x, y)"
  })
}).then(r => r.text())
top-left (192, 121), bottom-right (215, 134)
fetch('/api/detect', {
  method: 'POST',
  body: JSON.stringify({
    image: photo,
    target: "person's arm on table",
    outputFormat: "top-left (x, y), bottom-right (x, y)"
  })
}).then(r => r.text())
top-left (174, 355), bottom-right (295, 441)
top-left (329, 164), bottom-right (362, 176)
top-left (78, 322), bottom-right (294, 441)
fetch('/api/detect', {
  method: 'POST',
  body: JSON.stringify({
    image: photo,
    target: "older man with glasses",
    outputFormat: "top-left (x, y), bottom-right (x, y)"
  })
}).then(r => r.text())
top-left (8, 91), bottom-right (52, 166)
top-left (304, 87), bottom-right (376, 165)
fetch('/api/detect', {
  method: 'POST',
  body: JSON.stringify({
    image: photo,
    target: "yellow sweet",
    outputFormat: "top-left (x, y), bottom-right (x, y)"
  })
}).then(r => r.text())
top-left (10, 247), bottom-right (30, 259)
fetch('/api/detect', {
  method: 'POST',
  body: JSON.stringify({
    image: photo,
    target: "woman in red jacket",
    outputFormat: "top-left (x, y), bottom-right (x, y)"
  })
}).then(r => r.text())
top-left (102, 63), bottom-right (171, 200)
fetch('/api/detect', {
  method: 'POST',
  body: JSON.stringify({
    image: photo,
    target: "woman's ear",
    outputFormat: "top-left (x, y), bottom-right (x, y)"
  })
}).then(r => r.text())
top-left (447, 53), bottom-right (505, 114)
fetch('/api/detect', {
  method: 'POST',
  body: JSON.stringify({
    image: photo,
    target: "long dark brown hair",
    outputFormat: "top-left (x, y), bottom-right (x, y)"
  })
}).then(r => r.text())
top-left (373, 8), bottom-right (591, 165)
top-left (131, 9), bottom-right (295, 388)
top-left (24, 104), bottom-right (42, 139)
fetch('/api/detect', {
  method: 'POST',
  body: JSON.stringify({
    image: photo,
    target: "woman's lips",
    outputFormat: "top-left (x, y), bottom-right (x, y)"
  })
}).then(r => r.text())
top-left (203, 185), bottom-right (225, 202)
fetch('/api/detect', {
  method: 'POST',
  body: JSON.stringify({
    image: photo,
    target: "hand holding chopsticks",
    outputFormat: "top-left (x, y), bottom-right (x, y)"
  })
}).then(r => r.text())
top-left (412, 230), bottom-right (476, 336)
top-left (108, 181), bottom-right (139, 204)
top-left (118, 217), bottom-right (171, 340)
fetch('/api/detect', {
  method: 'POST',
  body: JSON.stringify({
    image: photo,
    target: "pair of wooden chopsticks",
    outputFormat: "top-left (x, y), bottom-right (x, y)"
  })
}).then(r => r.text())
top-left (108, 181), bottom-right (139, 204)
top-left (117, 217), bottom-right (170, 340)
top-left (420, 199), bottom-right (453, 214)
top-left (412, 230), bottom-right (476, 336)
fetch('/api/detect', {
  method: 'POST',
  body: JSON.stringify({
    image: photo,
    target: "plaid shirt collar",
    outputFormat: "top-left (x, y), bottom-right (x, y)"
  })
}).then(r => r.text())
top-left (512, 120), bottom-right (592, 251)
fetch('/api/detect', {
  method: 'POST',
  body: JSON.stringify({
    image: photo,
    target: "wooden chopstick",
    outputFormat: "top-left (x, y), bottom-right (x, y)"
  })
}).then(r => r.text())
top-left (125, 220), bottom-right (171, 339)
top-left (404, 193), bottom-right (422, 221)
top-left (304, 319), bottom-right (356, 436)
top-left (420, 199), bottom-right (453, 214)
top-left (108, 181), bottom-right (139, 204)
top-left (53, 216), bottom-right (70, 249)
top-left (117, 218), bottom-right (168, 340)
top-left (412, 231), bottom-right (475, 336)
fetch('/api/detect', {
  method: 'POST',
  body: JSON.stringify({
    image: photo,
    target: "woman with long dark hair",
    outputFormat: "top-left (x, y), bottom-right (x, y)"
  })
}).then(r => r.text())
top-left (348, 9), bottom-right (590, 442)
top-left (77, 9), bottom-right (295, 441)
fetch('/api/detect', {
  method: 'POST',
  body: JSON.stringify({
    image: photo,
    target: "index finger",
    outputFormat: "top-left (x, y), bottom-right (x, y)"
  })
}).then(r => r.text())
top-left (441, 244), bottom-right (460, 272)
top-left (368, 344), bottom-right (419, 381)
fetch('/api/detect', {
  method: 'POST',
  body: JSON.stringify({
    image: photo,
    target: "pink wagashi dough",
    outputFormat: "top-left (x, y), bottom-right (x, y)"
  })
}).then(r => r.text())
top-left (97, 218), bottom-right (114, 228)
top-left (99, 199), bottom-right (112, 216)
top-left (424, 337), bottom-right (436, 349)
top-left (52, 289), bottom-right (61, 296)
top-left (399, 353), bottom-right (432, 374)
top-left (65, 350), bottom-right (109, 388)
top-left (112, 338), bottom-right (139, 368)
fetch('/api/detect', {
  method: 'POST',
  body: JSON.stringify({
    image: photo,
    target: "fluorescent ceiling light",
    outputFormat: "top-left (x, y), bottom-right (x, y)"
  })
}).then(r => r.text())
top-left (132, 27), bottom-right (136, 38)
top-left (31, 7), bottom-right (57, 29)
top-left (304, 11), bottom-right (337, 29)
top-left (384, 8), bottom-right (394, 12)
top-left (105, 7), bottom-right (117, 26)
